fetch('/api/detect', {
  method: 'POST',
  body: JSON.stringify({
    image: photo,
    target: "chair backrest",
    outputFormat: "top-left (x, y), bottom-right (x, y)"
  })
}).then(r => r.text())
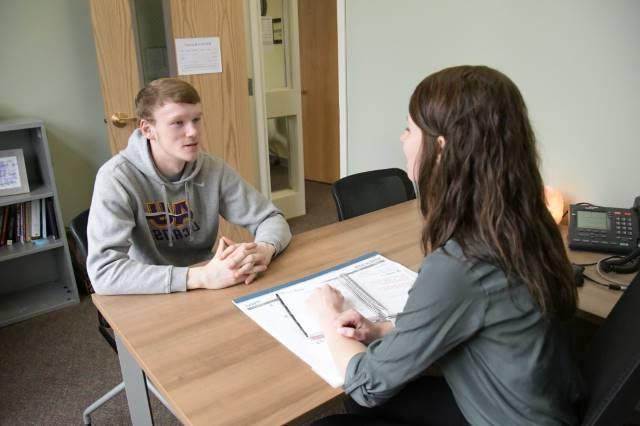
top-left (69, 209), bottom-right (90, 262)
top-left (580, 273), bottom-right (640, 425)
top-left (331, 168), bottom-right (416, 221)
top-left (69, 208), bottom-right (117, 351)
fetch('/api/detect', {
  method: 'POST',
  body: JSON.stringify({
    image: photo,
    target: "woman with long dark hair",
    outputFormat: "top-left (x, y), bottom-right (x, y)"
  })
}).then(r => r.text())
top-left (308, 66), bottom-right (583, 425)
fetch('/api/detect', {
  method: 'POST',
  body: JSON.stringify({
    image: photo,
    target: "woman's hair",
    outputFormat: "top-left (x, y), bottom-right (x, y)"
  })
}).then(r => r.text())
top-left (409, 65), bottom-right (577, 320)
top-left (135, 78), bottom-right (201, 121)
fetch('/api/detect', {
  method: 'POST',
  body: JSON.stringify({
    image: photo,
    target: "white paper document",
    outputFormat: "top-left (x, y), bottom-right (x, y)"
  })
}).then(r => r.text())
top-left (175, 37), bottom-right (222, 75)
top-left (233, 253), bottom-right (417, 388)
top-left (261, 16), bottom-right (274, 45)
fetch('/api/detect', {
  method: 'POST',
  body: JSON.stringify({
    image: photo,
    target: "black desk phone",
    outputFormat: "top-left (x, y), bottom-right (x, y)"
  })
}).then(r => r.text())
top-left (568, 199), bottom-right (640, 254)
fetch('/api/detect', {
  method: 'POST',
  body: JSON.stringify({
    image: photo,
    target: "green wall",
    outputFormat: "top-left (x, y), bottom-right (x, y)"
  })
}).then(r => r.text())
top-left (0, 0), bottom-right (111, 224)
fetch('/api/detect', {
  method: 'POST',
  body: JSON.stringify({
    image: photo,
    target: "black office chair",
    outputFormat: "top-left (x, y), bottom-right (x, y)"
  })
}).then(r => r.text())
top-left (69, 209), bottom-right (174, 425)
top-left (331, 168), bottom-right (416, 221)
top-left (69, 210), bottom-right (114, 349)
top-left (580, 272), bottom-right (640, 425)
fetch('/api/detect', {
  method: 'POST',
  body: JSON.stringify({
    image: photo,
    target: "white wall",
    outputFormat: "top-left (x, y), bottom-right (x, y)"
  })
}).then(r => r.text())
top-left (345, 0), bottom-right (640, 207)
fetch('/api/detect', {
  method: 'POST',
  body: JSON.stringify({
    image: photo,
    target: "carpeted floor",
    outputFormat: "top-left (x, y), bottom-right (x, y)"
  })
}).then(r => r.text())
top-left (0, 180), bottom-right (339, 425)
top-left (288, 180), bottom-right (338, 234)
top-left (0, 292), bottom-right (172, 426)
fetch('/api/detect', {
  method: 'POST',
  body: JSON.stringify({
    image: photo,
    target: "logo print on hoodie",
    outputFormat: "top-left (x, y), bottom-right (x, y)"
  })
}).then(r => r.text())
top-left (144, 200), bottom-right (200, 242)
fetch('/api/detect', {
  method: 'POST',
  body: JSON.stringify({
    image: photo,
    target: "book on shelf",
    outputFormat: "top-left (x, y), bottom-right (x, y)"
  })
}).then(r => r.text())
top-left (233, 252), bottom-right (417, 387)
top-left (0, 205), bottom-right (8, 246)
top-left (17, 202), bottom-right (30, 243)
top-left (45, 198), bottom-right (59, 239)
top-left (25, 201), bottom-right (31, 242)
top-left (30, 199), bottom-right (40, 239)
top-left (15, 202), bottom-right (23, 244)
top-left (6, 204), bottom-right (16, 245)
top-left (41, 199), bottom-right (47, 239)
top-left (0, 200), bottom-right (55, 247)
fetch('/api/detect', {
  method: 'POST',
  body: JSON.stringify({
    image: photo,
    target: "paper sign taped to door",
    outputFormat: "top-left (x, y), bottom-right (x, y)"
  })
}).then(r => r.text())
top-left (175, 37), bottom-right (222, 75)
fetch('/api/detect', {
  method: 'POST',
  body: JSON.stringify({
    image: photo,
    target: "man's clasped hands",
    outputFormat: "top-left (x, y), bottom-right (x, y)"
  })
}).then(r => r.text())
top-left (187, 236), bottom-right (277, 290)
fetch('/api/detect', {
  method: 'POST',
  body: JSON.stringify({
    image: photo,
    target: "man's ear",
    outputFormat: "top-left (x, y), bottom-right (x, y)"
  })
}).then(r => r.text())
top-left (139, 119), bottom-right (155, 141)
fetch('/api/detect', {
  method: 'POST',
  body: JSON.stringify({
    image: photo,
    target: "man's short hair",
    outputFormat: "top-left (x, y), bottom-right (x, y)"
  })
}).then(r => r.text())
top-left (135, 78), bottom-right (201, 121)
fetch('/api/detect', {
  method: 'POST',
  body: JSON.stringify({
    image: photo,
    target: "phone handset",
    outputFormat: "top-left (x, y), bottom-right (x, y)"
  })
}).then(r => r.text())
top-left (599, 195), bottom-right (640, 274)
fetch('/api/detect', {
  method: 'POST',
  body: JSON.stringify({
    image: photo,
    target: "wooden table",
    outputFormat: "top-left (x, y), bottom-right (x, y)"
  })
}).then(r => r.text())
top-left (92, 200), bottom-right (629, 425)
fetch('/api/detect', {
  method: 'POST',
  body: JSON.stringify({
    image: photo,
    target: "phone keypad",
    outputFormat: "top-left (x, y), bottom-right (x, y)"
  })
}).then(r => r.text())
top-left (612, 211), bottom-right (636, 248)
top-left (614, 212), bottom-right (635, 239)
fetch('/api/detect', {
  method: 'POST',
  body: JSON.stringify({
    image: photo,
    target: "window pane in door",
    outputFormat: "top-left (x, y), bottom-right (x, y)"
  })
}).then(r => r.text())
top-left (269, 115), bottom-right (297, 191)
top-left (133, 0), bottom-right (171, 83)
top-left (262, 0), bottom-right (289, 90)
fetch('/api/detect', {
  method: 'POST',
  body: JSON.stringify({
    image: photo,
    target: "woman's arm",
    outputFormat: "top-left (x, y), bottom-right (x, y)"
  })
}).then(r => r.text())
top-left (308, 248), bottom-right (488, 407)
top-left (307, 285), bottom-right (367, 379)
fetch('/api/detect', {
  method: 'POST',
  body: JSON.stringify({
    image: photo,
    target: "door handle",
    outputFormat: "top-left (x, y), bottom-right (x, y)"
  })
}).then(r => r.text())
top-left (110, 112), bottom-right (138, 128)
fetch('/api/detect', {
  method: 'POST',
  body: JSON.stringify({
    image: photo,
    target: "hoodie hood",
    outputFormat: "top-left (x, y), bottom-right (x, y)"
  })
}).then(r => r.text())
top-left (121, 129), bottom-right (204, 185)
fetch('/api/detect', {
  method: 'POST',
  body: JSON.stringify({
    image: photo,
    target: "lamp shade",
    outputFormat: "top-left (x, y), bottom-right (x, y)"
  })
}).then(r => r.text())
top-left (544, 185), bottom-right (564, 224)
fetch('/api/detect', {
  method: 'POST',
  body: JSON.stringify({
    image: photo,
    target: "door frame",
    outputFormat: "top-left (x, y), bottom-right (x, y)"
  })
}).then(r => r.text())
top-left (337, 0), bottom-right (347, 178)
top-left (247, 0), bottom-right (271, 196)
top-left (246, 0), bottom-right (306, 218)
top-left (248, 0), bottom-right (347, 196)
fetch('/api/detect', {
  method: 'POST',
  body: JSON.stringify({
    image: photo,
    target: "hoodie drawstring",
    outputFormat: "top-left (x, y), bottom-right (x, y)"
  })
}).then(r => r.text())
top-left (162, 184), bottom-right (174, 247)
top-left (185, 181), bottom-right (194, 241)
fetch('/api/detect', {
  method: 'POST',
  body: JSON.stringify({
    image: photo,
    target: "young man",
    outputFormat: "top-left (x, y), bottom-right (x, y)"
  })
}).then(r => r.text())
top-left (87, 78), bottom-right (292, 295)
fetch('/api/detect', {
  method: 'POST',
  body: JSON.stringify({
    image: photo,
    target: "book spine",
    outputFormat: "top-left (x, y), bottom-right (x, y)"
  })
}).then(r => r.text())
top-left (41, 199), bottom-right (47, 238)
top-left (31, 199), bottom-right (41, 239)
top-left (16, 203), bottom-right (23, 244)
top-left (0, 207), bottom-right (4, 246)
top-left (25, 201), bottom-right (31, 243)
top-left (45, 198), bottom-right (59, 239)
top-left (0, 205), bottom-right (8, 246)
top-left (7, 204), bottom-right (16, 245)
top-left (20, 202), bottom-right (27, 243)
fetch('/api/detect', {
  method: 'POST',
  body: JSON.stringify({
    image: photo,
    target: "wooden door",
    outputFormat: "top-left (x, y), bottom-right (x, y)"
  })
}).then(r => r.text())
top-left (168, 1), bottom-right (256, 188)
top-left (89, 0), bottom-right (140, 154)
top-left (298, 0), bottom-right (340, 183)
top-left (90, 0), bottom-right (254, 242)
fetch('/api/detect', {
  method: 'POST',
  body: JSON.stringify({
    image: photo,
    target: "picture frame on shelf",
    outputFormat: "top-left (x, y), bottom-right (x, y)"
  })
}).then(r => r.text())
top-left (0, 149), bottom-right (30, 197)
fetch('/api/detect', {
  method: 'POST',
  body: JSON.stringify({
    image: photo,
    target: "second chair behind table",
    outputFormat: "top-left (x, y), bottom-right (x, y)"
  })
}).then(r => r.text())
top-left (331, 168), bottom-right (416, 221)
top-left (68, 209), bottom-right (177, 425)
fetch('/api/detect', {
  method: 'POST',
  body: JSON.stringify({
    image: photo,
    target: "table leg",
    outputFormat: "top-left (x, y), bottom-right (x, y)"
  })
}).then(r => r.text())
top-left (116, 335), bottom-right (154, 426)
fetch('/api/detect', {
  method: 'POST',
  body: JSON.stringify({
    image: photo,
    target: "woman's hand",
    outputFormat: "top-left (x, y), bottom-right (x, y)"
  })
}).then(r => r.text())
top-left (333, 309), bottom-right (392, 344)
top-left (307, 286), bottom-right (371, 379)
top-left (306, 285), bottom-right (344, 329)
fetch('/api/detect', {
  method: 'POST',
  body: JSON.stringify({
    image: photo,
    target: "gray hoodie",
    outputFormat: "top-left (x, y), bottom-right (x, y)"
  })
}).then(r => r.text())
top-left (87, 129), bottom-right (292, 295)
